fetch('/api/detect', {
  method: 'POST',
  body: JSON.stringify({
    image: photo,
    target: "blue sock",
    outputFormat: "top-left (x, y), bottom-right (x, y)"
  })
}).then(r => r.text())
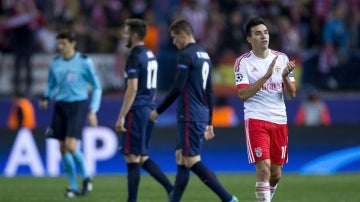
top-left (142, 158), bottom-right (173, 193)
top-left (72, 149), bottom-right (90, 180)
top-left (171, 165), bottom-right (190, 202)
top-left (191, 161), bottom-right (232, 202)
top-left (127, 163), bottom-right (140, 202)
top-left (62, 153), bottom-right (79, 192)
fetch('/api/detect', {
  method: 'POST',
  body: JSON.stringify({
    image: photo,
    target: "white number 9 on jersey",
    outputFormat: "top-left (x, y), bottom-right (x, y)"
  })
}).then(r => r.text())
top-left (202, 62), bottom-right (209, 90)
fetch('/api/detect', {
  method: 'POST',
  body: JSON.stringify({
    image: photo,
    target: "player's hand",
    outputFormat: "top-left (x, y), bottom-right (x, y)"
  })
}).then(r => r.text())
top-left (150, 110), bottom-right (159, 122)
top-left (115, 116), bottom-right (126, 133)
top-left (88, 112), bottom-right (98, 127)
top-left (282, 60), bottom-right (296, 78)
top-left (204, 125), bottom-right (215, 141)
top-left (264, 56), bottom-right (278, 79)
top-left (39, 100), bottom-right (48, 110)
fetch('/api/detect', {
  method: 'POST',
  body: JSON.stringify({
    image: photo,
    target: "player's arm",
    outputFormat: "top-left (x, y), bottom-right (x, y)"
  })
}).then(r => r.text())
top-left (85, 58), bottom-right (103, 114)
top-left (150, 55), bottom-right (191, 121)
top-left (237, 56), bottom-right (278, 101)
top-left (39, 63), bottom-right (56, 109)
top-left (115, 77), bottom-right (138, 132)
top-left (154, 67), bottom-right (189, 114)
top-left (85, 58), bottom-right (103, 127)
top-left (205, 69), bottom-right (215, 141)
top-left (115, 54), bottom-right (139, 132)
top-left (282, 60), bottom-right (296, 99)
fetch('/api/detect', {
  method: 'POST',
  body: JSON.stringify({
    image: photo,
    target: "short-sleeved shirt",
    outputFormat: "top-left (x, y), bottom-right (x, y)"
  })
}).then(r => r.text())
top-left (125, 45), bottom-right (157, 108)
top-left (234, 49), bottom-right (295, 124)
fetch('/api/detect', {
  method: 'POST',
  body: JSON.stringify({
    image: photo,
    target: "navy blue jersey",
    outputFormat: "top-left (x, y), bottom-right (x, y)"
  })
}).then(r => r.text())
top-left (125, 45), bottom-right (157, 108)
top-left (157, 43), bottom-right (214, 123)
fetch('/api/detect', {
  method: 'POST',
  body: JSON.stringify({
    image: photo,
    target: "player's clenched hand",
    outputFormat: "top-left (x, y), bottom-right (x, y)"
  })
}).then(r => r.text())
top-left (88, 112), bottom-right (98, 127)
top-left (282, 60), bottom-right (295, 78)
top-left (264, 56), bottom-right (278, 79)
top-left (150, 110), bottom-right (159, 122)
top-left (204, 125), bottom-right (215, 141)
top-left (115, 116), bottom-right (126, 133)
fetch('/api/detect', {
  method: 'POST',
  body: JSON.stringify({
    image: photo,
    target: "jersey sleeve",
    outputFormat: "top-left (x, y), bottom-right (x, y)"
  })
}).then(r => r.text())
top-left (156, 52), bottom-right (191, 114)
top-left (85, 57), bottom-right (102, 113)
top-left (126, 53), bottom-right (140, 79)
top-left (174, 52), bottom-right (192, 90)
top-left (234, 58), bottom-right (249, 89)
top-left (205, 72), bottom-right (214, 125)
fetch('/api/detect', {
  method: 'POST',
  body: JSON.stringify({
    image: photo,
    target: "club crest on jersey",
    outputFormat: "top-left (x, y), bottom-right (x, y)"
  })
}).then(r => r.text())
top-left (236, 73), bottom-right (243, 82)
top-left (274, 63), bottom-right (281, 73)
top-left (255, 147), bottom-right (262, 157)
top-left (178, 64), bottom-right (188, 69)
top-left (128, 68), bottom-right (137, 73)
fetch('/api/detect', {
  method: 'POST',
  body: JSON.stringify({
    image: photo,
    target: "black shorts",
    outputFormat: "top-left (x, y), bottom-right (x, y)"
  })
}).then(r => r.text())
top-left (50, 100), bottom-right (87, 140)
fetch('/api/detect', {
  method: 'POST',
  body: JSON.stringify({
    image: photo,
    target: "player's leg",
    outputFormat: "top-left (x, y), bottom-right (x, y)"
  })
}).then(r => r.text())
top-left (141, 155), bottom-right (174, 195)
top-left (270, 164), bottom-right (281, 199)
top-left (51, 102), bottom-right (79, 197)
top-left (119, 109), bottom-right (145, 202)
top-left (140, 111), bottom-right (173, 196)
top-left (181, 122), bottom-right (237, 202)
top-left (61, 137), bottom-right (80, 197)
top-left (170, 149), bottom-right (190, 202)
top-left (125, 154), bottom-right (141, 202)
top-left (269, 123), bottom-right (288, 199)
top-left (245, 119), bottom-right (271, 202)
top-left (254, 160), bottom-right (271, 202)
top-left (66, 101), bottom-right (92, 195)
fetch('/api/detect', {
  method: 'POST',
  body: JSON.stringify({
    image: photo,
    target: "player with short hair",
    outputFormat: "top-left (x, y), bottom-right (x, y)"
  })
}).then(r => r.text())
top-left (115, 18), bottom-right (174, 202)
top-left (150, 19), bottom-right (238, 202)
top-left (39, 30), bottom-right (102, 198)
top-left (234, 17), bottom-right (296, 202)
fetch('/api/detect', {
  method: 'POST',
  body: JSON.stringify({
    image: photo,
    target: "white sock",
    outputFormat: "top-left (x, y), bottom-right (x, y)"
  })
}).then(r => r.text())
top-left (255, 182), bottom-right (271, 202)
top-left (270, 184), bottom-right (278, 199)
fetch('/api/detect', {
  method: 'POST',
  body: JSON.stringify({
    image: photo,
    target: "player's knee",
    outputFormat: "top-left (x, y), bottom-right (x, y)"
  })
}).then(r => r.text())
top-left (270, 172), bottom-right (282, 183)
top-left (256, 166), bottom-right (271, 180)
top-left (175, 150), bottom-right (183, 164)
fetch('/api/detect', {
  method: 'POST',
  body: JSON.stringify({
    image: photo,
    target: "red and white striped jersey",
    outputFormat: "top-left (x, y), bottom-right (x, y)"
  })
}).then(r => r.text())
top-left (234, 49), bottom-right (295, 124)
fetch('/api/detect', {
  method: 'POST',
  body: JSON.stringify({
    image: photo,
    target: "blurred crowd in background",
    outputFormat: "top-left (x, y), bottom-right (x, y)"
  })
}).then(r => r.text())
top-left (1, 0), bottom-right (360, 96)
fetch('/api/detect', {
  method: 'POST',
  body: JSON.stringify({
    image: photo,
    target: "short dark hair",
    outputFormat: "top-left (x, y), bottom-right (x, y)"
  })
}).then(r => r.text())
top-left (56, 30), bottom-right (76, 42)
top-left (169, 19), bottom-right (193, 36)
top-left (245, 17), bottom-right (265, 36)
top-left (125, 18), bottom-right (147, 40)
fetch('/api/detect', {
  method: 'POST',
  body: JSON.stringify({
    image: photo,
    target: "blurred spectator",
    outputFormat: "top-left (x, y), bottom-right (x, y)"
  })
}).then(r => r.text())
top-left (7, 92), bottom-right (36, 130)
top-left (277, 15), bottom-right (302, 57)
top-left (144, 9), bottom-right (160, 55)
top-left (220, 9), bottom-right (247, 55)
top-left (295, 85), bottom-right (331, 126)
top-left (319, 2), bottom-right (350, 70)
top-left (201, 5), bottom-right (224, 64)
top-left (36, 19), bottom-right (57, 53)
top-left (178, 0), bottom-right (208, 42)
top-left (1, 0), bottom-right (43, 95)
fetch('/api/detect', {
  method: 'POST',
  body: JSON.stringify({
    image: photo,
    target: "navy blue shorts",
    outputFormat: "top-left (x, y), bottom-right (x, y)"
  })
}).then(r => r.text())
top-left (176, 121), bottom-right (206, 156)
top-left (50, 101), bottom-right (87, 140)
top-left (119, 106), bottom-right (154, 155)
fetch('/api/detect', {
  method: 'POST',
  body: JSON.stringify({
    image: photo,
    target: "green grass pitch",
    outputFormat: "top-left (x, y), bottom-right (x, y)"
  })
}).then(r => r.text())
top-left (1, 173), bottom-right (359, 202)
